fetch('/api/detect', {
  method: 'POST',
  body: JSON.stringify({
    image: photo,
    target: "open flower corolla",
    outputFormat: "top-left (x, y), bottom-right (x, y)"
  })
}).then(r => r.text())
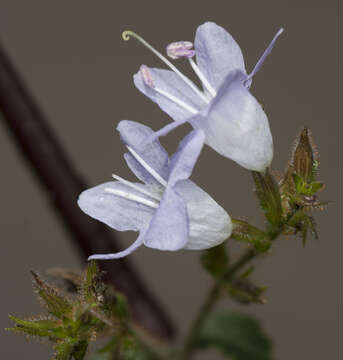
top-left (78, 121), bottom-right (232, 260)
top-left (124, 22), bottom-right (283, 171)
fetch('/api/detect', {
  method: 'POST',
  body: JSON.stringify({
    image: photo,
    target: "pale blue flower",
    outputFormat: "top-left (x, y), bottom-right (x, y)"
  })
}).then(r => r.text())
top-left (123, 22), bottom-right (283, 172)
top-left (78, 121), bottom-right (232, 260)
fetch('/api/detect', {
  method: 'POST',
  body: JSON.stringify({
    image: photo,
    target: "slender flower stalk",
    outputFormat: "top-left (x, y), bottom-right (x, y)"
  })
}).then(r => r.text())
top-left (180, 249), bottom-right (257, 360)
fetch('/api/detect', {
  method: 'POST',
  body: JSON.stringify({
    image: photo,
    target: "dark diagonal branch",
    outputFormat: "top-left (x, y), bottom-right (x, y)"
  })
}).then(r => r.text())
top-left (0, 42), bottom-right (174, 340)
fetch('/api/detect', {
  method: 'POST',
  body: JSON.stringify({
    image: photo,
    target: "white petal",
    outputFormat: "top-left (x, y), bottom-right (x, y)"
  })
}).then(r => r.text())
top-left (190, 71), bottom-right (273, 171)
top-left (194, 22), bottom-right (246, 90)
top-left (78, 181), bottom-right (154, 232)
top-left (117, 120), bottom-right (169, 185)
top-left (134, 67), bottom-right (204, 122)
top-left (175, 180), bottom-right (232, 250)
top-left (88, 231), bottom-right (145, 260)
top-left (144, 187), bottom-right (189, 251)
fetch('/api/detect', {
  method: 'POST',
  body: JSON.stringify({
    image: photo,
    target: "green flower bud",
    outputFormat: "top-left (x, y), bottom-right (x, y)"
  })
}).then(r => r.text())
top-left (292, 128), bottom-right (317, 183)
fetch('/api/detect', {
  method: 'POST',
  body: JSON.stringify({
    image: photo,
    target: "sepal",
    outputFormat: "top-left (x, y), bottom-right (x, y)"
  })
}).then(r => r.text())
top-left (251, 169), bottom-right (283, 227)
top-left (31, 271), bottom-right (73, 318)
top-left (281, 127), bottom-right (324, 211)
top-left (287, 210), bottom-right (318, 246)
top-left (226, 267), bottom-right (267, 305)
top-left (54, 341), bottom-right (75, 360)
top-left (201, 243), bottom-right (229, 278)
top-left (231, 219), bottom-right (271, 252)
top-left (7, 315), bottom-right (62, 339)
top-left (227, 280), bottom-right (267, 305)
top-left (280, 128), bottom-right (327, 245)
top-left (292, 128), bottom-right (317, 182)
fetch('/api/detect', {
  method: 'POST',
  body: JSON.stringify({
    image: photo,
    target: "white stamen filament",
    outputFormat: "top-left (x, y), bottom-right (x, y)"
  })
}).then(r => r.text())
top-left (188, 58), bottom-right (217, 98)
top-left (104, 188), bottom-right (159, 209)
top-left (112, 173), bottom-right (162, 201)
top-left (122, 30), bottom-right (210, 104)
top-left (154, 87), bottom-right (199, 114)
top-left (126, 146), bottom-right (168, 187)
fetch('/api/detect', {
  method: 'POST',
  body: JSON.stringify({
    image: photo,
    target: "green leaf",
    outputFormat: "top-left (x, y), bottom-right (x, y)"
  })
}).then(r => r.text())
top-left (81, 261), bottom-right (100, 303)
top-left (279, 168), bottom-right (297, 213)
top-left (89, 352), bottom-right (111, 360)
top-left (292, 173), bottom-right (305, 193)
top-left (201, 243), bottom-right (229, 277)
top-left (308, 181), bottom-right (324, 195)
top-left (110, 291), bottom-right (129, 321)
top-left (292, 175), bottom-right (324, 197)
top-left (89, 336), bottom-right (151, 360)
top-left (196, 312), bottom-right (272, 360)
top-left (227, 277), bottom-right (267, 305)
top-left (251, 169), bottom-right (283, 227)
top-left (54, 340), bottom-right (88, 360)
top-left (54, 341), bottom-right (74, 360)
top-left (120, 336), bottom-right (141, 360)
top-left (240, 266), bottom-right (255, 280)
top-left (72, 340), bottom-right (88, 360)
top-left (31, 271), bottom-right (73, 318)
top-left (8, 268), bottom-right (127, 360)
top-left (89, 338), bottom-right (117, 360)
top-left (7, 315), bottom-right (62, 339)
top-left (287, 210), bottom-right (318, 246)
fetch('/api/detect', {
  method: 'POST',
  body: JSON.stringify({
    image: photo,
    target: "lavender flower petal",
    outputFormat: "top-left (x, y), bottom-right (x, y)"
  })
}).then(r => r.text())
top-left (190, 71), bottom-right (273, 171)
top-left (144, 187), bottom-right (189, 251)
top-left (79, 122), bottom-right (232, 258)
top-left (117, 120), bottom-right (169, 184)
top-left (245, 28), bottom-right (284, 88)
top-left (194, 22), bottom-right (246, 91)
top-left (175, 180), bottom-right (232, 249)
top-left (168, 130), bottom-right (205, 186)
top-left (78, 181), bottom-right (154, 232)
top-left (141, 118), bottom-right (190, 146)
top-left (88, 231), bottom-right (145, 260)
top-left (134, 67), bottom-right (203, 122)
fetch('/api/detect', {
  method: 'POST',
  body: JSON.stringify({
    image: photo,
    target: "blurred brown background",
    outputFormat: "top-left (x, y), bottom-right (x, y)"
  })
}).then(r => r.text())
top-left (0, 1), bottom-right (341, 359)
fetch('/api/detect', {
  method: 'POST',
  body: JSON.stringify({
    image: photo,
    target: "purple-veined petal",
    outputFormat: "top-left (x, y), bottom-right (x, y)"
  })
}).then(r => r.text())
top-left (144, 187), bottom-right (189, 251)
top-left (134, 67), bottom-right (204, 123)
top-left (78, 181), bottom-right (155, 232)
top-left (117, 120), bottom-right (169, 184)
top-left (88, 231), bottom-right (146, 260)
top-left (175, 180), bottom-right (232, 249)
top-left (189, 71), bottom-right (273, 172)
top-left (194, 22), bottom-right (246, 91)
top-left (168, 130), bottom-right (205, 186)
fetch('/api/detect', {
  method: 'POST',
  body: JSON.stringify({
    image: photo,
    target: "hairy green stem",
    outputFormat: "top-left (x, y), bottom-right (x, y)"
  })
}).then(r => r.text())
top-left (179, 225), bottom-right (283, 360)
top-left (179, 249), bottom-right (257, 359)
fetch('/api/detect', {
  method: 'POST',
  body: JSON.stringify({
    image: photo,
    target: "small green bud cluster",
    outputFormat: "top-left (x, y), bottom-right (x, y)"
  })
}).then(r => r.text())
top-left (280, 128), bottom-right (327, 245)
top-left (230, 128), bottom-right (326, 250)
top-left (7, 262), bottom-right (145, 360)
top-left (200, 128), bottom-right (327, 309)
